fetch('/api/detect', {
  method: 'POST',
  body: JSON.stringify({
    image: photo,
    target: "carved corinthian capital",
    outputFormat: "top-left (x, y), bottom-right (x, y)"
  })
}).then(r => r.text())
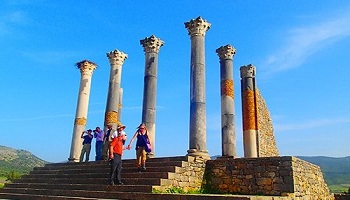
top-left (106, 49), bottom-right (128, 66)
top-left (240, 64), bottom-right (256, 78)
top-left (76, 60), bottom-right (97, 75)
top-left (184, 16), bottom-right (211, 37)
top-left (140, 35), bottom-right (164, 53)
top-left (216, 44), bottom-right (236, 60)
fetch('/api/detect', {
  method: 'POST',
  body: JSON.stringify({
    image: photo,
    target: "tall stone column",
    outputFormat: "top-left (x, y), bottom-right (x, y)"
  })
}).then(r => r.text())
top-left (184, 16), bottom-right (211, 159)
top-left (216, 44), bottom-right (237, 157)
top-left (104, 49), bottom-right (128, 129)
top-left (140, 35), bottom-right (164, 157)
top-left (240, 64), bottom-right (258, 158)
top-left (117, 88), bottom-right (123, 122)
top-left (69, 60), bottom-right (97, 162)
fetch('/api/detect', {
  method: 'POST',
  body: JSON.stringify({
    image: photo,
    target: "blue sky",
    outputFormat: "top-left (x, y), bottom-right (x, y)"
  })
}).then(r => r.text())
top-left (1, 1), bottom-right (349, 163)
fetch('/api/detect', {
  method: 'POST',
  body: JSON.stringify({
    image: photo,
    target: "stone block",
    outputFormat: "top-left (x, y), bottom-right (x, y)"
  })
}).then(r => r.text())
top-left (273, 183), bottom-right (294, 192)
top-left (256, 178), bottom-right (272, 186)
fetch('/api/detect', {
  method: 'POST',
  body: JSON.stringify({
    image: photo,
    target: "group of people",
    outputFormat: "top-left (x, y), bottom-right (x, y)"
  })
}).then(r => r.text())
top-left (79, 126), bottom-right (108, 162)
top-left (79, 123), bottom-right (152, 185)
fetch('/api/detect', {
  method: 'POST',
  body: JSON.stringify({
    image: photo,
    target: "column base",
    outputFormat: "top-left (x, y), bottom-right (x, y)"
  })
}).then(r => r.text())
top-left (186, 149), bottom-right (211, 160)
top-left (68, 157), bottom-right (79, 162)
top-left (216, 155), bottom-right (237, 160)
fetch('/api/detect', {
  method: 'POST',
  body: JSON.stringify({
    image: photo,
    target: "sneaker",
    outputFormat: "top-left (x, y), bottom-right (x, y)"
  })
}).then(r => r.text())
top-left (110, 182), bottom-right (115, 186)
top-left (137, 167), bottom-right (142, 173)
top-left (116, 181), bottom-right (124, 185)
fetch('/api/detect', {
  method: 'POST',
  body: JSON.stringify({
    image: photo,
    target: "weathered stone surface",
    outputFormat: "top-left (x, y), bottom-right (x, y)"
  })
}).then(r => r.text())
top-left (256, 90), bottom-right (279, 157)
top-left (205, 157), bottom-right (334, 199)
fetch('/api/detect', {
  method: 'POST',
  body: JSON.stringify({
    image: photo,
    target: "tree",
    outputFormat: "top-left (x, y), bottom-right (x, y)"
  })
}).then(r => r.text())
top-left (6, 171), bottom-right (21, 182)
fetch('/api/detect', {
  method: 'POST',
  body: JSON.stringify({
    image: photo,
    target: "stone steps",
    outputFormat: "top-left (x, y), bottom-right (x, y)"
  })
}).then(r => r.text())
top-left (0, 156), bottom-right (287, 200)
top-left (0, 156), bottom-right (194, 199)
top-left (29, 165), bottom-right (179, 174)
top-left (0, 193), bottom-right (113, 200)
top-left (38, 159), bottom-right (187, 169)
top-left (23, 171), bottom-right (172, 179)
top-left (2, 183), bottom-right (153, 192)
top-left (0, 190), bottom-right (261, 200)
top-left (0, 188), bottom-right (142, 199)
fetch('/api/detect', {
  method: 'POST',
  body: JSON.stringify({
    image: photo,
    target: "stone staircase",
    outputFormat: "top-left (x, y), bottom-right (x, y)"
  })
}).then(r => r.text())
top-left (0, 156), bottom-right (192, 200)
top-left (0, 156), bottom-right (216, 200)
top-left (0, 156), bottom-right (289, 200)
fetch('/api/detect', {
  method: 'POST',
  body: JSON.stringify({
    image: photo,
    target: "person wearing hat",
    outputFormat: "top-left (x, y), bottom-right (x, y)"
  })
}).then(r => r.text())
top-left (109, 123), bottom-right (129, 185)
top-left (79, 129), bottom-right (93, 162)
top-left (112, 124), bottom-right (126, 139)
top-left (127, 123), bottom-right (151, 172)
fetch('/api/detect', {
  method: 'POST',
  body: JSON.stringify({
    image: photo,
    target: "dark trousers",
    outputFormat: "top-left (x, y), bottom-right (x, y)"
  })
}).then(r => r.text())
top-left (95, 141), bottom-right (103, 161)
top-left (102, 141), bottom-right (111, 160)
top-left (110, 153), bottom-right (122, 184)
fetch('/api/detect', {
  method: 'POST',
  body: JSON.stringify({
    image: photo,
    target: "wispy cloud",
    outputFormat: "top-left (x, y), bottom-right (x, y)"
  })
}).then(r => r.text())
top-left (261, 9), bottom-right (350, 75)
top-left (274, 118), bottom-right (350, 132)
top-left (20, 50), bottom-right (82, 65)
top-left (0, 106), bottom-right (154, 122)
top-left (0, 11), bottom-right (27, 36)
top-left (0, 113), bottom-right (74, 122)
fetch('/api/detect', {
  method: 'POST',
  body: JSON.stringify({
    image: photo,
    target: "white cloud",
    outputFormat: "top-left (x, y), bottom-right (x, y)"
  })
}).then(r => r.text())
top-left (0, 113), bottom-right (74, 122)
top-left (261, 10), bottom-right (350, 75)
top-left (274, 118), bottom-right (350, 132)
top-left (0, 11), bottom-right (28, 36)
top-left (3, 11), bottom-right (26, 23)
top-left (20, 51), bottom-right (80, 65)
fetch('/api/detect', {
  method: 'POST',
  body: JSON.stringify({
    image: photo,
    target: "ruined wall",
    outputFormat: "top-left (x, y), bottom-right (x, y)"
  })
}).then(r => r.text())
top-left (256, 89), bottom-right (279, 157)
top-left (152, 156), bottom-right (207, 192)
top-left (292, 157), bottom-right (334, 199)
top-left (204, 156), bottom-right (334, 199)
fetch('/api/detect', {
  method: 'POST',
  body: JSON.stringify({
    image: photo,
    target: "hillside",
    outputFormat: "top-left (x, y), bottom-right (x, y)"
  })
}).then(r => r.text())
top-left (298, 156), bottom-right (350, 185)
top-left (0, 145), bottom-right (47, 176)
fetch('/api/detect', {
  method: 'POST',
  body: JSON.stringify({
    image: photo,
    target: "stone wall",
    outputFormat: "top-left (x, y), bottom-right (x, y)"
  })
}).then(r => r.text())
top-left (292, 157), bottom-right (334, 199)
top-left (204, 156), bottom-right (334, 200)
top-left (256, 89), bottom-right (279, 157)
top-left (153, 156), bottom-right (207, 192)
top-left (334, 194), bottom-right (350, 200)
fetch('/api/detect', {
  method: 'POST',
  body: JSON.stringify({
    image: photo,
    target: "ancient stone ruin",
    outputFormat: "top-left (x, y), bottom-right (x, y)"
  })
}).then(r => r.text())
top-left (66, 16), bottom-right (333, 199)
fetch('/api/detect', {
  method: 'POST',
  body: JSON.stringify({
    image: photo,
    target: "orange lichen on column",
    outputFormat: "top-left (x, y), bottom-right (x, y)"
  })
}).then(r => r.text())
top-left (242, 90), bottom-right (257, 131)
top-left (221, 79), bottom-right (234, 98)
top-left (104, 111), bottom-right (118, 125)
top-left (74, 117), bottom-right (86, 126)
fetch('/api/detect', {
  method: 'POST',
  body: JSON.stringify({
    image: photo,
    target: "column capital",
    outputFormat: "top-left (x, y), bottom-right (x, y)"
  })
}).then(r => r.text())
top-left (240, 64), bottom-right (256, 78)
top-left (140, 35), bottom-right (164, 53)
top-left (184, 16), bottom-right (211, 37)
top-left (107, 49), bottom-right (128, 66)
top-left (216, 44), bottom-right (236, 60)
top-left (76, 60), bottom-right (97, 75)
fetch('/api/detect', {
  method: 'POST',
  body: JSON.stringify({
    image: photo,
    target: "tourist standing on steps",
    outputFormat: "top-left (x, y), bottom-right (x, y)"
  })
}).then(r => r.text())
top-left (127, 123), bottom-right (151, 172)
top-left (102, 124), bottom-right (114, 160)
top-left (109, 124), bottom-right (129, 185)
top-left (93, 126), bottom-right (104, 161)
top-left (79, 129), bottom-right (93, 162)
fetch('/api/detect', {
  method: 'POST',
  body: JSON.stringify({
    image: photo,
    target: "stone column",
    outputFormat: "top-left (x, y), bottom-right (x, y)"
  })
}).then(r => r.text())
top-left (184, 16), bottom-right (211, 159)
top-left (216, 44), bottom-right (237, 157)
top-left (117, 88), bottom-right (123, 122)
top-left (68, 60), bottom-right (97, 162)
top-left (240, 64), bottom-right (258, 158)
top-left (104, 49), bottom-right (128, 129)
top-left (140, 35), bottom-right (164, 157)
